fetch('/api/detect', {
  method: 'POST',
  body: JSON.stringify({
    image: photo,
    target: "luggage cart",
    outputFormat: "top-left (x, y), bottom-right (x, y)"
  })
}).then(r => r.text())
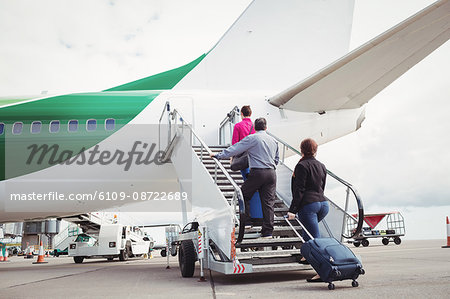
top-left (348, 212), bottom-right (405, 247)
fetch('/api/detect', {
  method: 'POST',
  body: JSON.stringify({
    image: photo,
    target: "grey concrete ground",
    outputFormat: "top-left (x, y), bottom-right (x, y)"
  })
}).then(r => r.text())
top-left (0, 239), bottom-right (449, 299)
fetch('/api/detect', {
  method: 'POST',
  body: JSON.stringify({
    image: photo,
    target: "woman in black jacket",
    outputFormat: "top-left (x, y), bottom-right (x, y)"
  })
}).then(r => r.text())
top-left (287, 138), bottom-right (329, 282)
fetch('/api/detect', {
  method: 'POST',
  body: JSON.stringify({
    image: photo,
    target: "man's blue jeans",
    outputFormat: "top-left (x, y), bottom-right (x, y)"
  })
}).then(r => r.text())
top-left (298, 201), bottom-right (329, 242)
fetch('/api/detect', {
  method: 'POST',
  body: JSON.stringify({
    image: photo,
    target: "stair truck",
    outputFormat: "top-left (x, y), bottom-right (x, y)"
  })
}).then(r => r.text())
top-left (159, 105), bottom-right (365, 279)
top-left (68, 224), bottom-right (154, 263)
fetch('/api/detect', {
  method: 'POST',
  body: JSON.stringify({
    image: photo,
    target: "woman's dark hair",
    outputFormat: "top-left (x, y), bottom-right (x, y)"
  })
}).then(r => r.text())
top-left (241, 105), bottom-right (252, 117)
top-left (254, 118), bottom-right (266, 131)
top-left (300, 138), bottom-right (318, 159)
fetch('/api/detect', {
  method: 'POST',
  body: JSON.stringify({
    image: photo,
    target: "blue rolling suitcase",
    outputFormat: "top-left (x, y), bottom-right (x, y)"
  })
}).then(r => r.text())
top-left (301, 237), bottom-right (365, 290)
top-left (284, 216), bottom-right (365, 290)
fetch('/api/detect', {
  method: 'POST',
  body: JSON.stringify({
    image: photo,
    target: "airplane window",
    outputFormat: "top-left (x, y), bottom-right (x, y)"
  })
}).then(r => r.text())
top-left (0, 123), bottom-right (4, 135)
top-left (12, 122), bottom-right (23, 135)
top-left (105, 118), bottom-right (115, 131)
top-left (86, 119), bottom-right (97, 131)
top-left (68, 120), bottom-right (78, 132)
top-left (50, 120), bottom-right (60, 133)
top-left (31, 121), bottom-right (42, 134)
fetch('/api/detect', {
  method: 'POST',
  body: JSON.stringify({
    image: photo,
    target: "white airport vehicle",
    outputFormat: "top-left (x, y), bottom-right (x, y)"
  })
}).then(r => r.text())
top-left (68, 224), bottom-right (153, 263)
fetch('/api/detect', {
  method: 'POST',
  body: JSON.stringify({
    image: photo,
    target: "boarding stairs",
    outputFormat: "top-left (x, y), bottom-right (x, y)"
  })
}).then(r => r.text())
top-left (198, 146), bottom-right (310, 272)
top-left (52, 223), bottom-right (81, 255)
top-left (59, 213), bottom-right (114, 235)
top-left (160, 103), bottom-right (364, 275)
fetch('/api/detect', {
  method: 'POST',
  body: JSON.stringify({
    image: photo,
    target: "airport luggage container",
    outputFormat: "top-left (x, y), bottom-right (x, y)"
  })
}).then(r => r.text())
top-left (349, 212), bottom-right (405, 247)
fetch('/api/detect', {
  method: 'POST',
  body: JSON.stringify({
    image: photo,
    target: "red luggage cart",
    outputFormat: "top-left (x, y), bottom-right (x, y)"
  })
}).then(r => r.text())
top-left (348, 212), bottom-right (405, 247)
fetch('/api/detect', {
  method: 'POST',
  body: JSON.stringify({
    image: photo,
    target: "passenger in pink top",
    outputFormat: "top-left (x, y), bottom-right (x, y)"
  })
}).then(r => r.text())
top-left (232, 105), bottom-right (255, 145)
top-left (231, 105), bottom-right (262, 220)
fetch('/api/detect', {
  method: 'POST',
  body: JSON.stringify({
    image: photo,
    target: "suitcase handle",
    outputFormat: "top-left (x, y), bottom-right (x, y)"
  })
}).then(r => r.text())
top-left (284, 215), bottom-right (314, 242)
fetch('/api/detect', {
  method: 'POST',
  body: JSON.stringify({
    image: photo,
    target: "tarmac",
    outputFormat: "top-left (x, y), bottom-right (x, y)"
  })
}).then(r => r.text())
top-left (0, 239), bottom-right (449, 299)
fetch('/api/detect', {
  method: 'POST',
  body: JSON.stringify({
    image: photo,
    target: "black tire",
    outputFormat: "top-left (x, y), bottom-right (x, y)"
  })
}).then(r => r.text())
top-left (54, 250), bottom-right (59, 257)
top-left (119, 247), bottom-right (129, 261)
top-left (353, 241), bottom-right (361, 247)
top-left (362, 239), bottom-right (370, 247)
top-left (394, 237), bottom-right (402, 245)
top-left (382, 238), bottom-right (389, 245)
top-left (161, 249), bottom-right (167, 257)
top-left (171, 248), bottom-right (178, 257)
top-left (352, 281), bottom-right (359, 287)
top-left (328, 283), bottom-right (335, 290)
top-left (74, 256), bottom-right (84, 264)
top-left (178, 240), bottom-right (197, 278)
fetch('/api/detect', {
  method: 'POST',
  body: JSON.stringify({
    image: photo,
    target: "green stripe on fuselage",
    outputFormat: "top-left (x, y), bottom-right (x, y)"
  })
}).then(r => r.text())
top-left (0, 98), bottom-right (35, 107)
top-left (104, 54), bottom-right (206, 91)
top-left (0, 91), bottom-right (160, 181)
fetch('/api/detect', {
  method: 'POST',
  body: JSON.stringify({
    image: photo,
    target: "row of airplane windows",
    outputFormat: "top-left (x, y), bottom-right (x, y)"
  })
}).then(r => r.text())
top-left (0, 119), bottom-right (115, 135)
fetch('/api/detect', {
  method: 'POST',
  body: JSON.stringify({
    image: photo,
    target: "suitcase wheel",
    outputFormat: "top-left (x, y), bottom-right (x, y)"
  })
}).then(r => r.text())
top-left (352, 280), bottom-right (359, 287)
top-left (328, 283), bottom-right (335, 290)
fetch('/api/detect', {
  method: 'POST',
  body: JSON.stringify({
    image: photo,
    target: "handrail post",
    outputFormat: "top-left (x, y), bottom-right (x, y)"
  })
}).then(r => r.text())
top-left (200, 144), bottom-right (203, 163)
top-left (214, 164), bottom-right (217, 183)
top-left (341, 187), bottom-right (351, 242)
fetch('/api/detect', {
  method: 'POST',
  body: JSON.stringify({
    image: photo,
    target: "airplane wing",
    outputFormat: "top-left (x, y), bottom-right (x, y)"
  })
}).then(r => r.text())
top-left (269, 0), bottom-right (450, 112)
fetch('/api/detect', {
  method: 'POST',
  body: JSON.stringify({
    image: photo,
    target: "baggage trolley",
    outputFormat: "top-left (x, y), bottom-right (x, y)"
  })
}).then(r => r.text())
top-left (348, 212), bottom-right (405, 247)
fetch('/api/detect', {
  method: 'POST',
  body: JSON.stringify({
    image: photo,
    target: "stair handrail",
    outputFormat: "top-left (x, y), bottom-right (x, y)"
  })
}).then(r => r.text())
top-left (266, 132), bottom-right (364, 239)
top-left (218, 106), bottom-right (240, 145)
top-left (169, 108), bottom-right (246, 242)
top-left (159, 101), bottom-right (172, 153)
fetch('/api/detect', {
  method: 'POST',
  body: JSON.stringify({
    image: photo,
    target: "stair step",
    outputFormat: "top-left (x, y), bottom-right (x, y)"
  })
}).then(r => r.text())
top-left (251, 263), bottom-right (311, 273)
top-left (243, 226), bottom-right (302, 234)
top-left (237, 248), bottom-right (300, 259)
top-left (202, 160), bottom-right (231, 165)
top-left (236, 237), bottom-right (302, 248)
top-left (193, 145), bottom-right (227, 149)
top-left (238, 255), bottom-right (301, 265)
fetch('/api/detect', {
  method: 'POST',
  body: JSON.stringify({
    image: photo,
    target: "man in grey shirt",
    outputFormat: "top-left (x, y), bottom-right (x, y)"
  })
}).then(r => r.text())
top-left (212, 118), bottom-right (279, 238)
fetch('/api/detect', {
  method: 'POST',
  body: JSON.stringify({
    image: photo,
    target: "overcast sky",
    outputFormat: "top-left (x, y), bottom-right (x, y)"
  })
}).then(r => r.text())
top-left (1, 0), bottom-right (449, 240)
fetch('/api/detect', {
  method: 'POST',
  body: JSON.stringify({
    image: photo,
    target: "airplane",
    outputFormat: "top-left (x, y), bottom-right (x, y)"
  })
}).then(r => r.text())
top-left (1, 0), bottom-right (449, 224)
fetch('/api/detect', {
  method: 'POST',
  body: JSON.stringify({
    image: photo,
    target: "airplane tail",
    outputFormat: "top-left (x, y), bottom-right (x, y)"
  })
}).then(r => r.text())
top-left (174, 0), bottom-right (355, 92)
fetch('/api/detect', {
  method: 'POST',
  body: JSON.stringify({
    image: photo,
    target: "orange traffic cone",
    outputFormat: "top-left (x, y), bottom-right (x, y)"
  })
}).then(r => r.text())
top-left (3, 249), bottom-right (8, 262)
top-left (442, 216), bottom-right (450, 248)
top-left (0, 249), bottom-right (4, 262)
top-left (32, 241), bottom-right (48, 264)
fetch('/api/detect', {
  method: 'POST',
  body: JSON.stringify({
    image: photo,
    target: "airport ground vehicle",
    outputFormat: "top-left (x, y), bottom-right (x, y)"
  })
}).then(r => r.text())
top-left (68, 224), bottom-right (153, 263)
top-left (349, 212), bottom-right (405, 247)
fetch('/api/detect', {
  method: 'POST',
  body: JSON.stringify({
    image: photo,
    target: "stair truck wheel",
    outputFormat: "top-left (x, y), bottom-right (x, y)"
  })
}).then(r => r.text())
top-left (362, 239), bottom-right (370, 247)
top-left (353, 241), bottom-right (361, 247)
top-left (178, 240), bottom-right (197, 278)
top-left (394, 237), bottom-right (402, 245)
top-left (382, 238), bottom-right (389, 245)
top-left (119, 246), bottom-right (129, 261)
top-left (171, 247), bottom-right (178, 257)
top-left (74, 256), bottom-right (84, 264)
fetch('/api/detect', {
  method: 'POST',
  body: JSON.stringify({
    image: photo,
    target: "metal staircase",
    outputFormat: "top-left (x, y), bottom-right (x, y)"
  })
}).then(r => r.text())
top-left (197, 145), bottom-right (310, 272)
top-left (159, 102), bottom-right (364, 277)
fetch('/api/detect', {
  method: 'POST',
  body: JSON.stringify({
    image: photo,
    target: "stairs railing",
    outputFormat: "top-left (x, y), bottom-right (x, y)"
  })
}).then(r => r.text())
top-left (267, 132), bottom-right (364, 239)
top-left (159, 103), bottom-right (247, 243)
top-left (218, 106), bottom-right (240, 145)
